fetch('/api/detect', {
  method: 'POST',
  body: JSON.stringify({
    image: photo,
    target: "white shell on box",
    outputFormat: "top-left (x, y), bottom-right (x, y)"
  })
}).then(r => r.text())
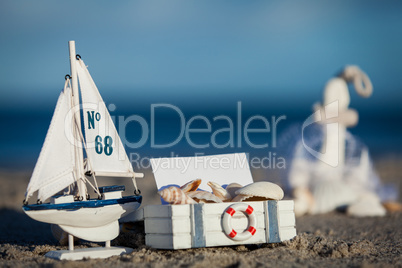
top-left (187, 191), bottom-right (223, 203)
top-left (235, 182), bottom-right (284, 201)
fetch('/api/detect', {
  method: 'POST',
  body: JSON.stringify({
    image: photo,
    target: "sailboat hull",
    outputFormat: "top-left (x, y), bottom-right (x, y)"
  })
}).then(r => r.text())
top-left (22, 196), bottom-right (142, 228)
top-left (59, 221), bottom-right (120, 242)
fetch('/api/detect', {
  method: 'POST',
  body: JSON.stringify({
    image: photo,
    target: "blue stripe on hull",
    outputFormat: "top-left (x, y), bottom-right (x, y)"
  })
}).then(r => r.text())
top-left (22, 195), bottom-right (142, 211)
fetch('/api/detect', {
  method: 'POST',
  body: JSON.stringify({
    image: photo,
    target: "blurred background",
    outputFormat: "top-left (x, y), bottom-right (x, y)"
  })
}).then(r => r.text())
top-left (0, 0), bottom-right (402, 171)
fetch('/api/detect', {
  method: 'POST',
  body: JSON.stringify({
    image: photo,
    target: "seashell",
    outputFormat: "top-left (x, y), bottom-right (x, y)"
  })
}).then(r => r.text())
top-left (207, 181), bottom-right (232, 201)
top-left (187, 191), bottom-right (222, 203)
top-left (347, 192), bottom-right (386, 217)
top-left (382, 201), bottom-right (402, 213)
top-left (310, 180), bottom-right (357, 214)
top-left (225, 183), bottom-right (243, 199)
top-left (158, 186), bottom-right (196, 205)
top-left (231, 194), bottom-right (251, 202)
top-left (233, 181), bottom-right (284, 202)
top-left (292, 187), bottom-right (315, 217)
top-left (180, 179), bottom-right (202, 193)
top-left (231, 194), bottom-right (272, 202)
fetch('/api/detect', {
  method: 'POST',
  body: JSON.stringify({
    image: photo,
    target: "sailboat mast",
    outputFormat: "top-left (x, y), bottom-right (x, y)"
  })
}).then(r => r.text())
top-left (69, 40), bottom-right (87, 200)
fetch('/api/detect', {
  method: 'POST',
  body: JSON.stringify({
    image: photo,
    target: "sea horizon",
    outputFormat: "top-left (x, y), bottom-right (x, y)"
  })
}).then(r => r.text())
top-left (1, 95), bottom-right (401, 171)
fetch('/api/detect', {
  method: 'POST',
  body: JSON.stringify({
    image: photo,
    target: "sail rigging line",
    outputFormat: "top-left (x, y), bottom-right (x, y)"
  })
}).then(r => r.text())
top-left (72, 113), bottom-right (101, 198)
top-left (83, 160), bottom-right (101, 199)
top-left (66, 76), bottom-right (87, 200)
top-left (72, 104), bottom-right (87, 200)
top-left (69, 41), bottom-right (87, 200)
top-left (82, 175), bottom-right (100, 199)
top-left (132, 177), bottom-right (140, 196)
top-left (65, 77), bottom-right (88, 200)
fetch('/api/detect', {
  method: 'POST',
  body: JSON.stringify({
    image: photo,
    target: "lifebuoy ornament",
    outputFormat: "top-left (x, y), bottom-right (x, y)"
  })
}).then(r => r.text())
top-left (222, 203), bottom-right (257, 241)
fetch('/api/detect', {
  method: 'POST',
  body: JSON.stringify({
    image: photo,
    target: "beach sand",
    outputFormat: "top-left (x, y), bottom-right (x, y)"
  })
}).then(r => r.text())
top-left (0, 156), bottom-right (401, 267)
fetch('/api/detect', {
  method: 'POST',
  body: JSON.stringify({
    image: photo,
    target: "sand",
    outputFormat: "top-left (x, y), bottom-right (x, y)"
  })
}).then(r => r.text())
top-left (0, 156), bottom-right (401, 267)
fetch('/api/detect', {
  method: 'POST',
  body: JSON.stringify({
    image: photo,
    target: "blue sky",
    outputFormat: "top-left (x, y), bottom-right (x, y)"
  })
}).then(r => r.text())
top-left (1, 0), bottom-right (402, 169)
top-left (0, 0), bottom-right (402, 115)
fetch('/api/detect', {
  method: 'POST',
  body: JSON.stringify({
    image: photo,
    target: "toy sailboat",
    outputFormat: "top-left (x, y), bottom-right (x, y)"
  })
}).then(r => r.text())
top-left (22, 41), bottom-right (143, 260)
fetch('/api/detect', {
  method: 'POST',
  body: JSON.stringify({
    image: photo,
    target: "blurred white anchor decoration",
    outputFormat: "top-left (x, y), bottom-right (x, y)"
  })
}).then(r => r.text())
top-left (289, 65), bottom-right (391, 217)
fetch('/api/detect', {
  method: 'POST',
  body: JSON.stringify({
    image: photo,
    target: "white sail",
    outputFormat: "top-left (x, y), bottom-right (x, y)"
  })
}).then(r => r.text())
top-left (25, 82), bottom-right (76, 201)
top-left (75, 59), bottom-right (134, 176)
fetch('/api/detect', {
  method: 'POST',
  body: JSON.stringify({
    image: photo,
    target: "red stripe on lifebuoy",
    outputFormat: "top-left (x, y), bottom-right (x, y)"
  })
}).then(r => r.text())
top-left (229, 229), bottom-right (237, 238)
top-left (226, 207), bottom-right (236, 216)
top-left (248, 226), bottom-right (256, 235)
top-left (245, 205), bottom-right (254, 215)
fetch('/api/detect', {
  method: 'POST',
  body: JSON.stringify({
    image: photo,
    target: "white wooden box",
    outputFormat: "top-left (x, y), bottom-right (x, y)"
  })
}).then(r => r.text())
top-left (133, 200), bottom-right (296, 249)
